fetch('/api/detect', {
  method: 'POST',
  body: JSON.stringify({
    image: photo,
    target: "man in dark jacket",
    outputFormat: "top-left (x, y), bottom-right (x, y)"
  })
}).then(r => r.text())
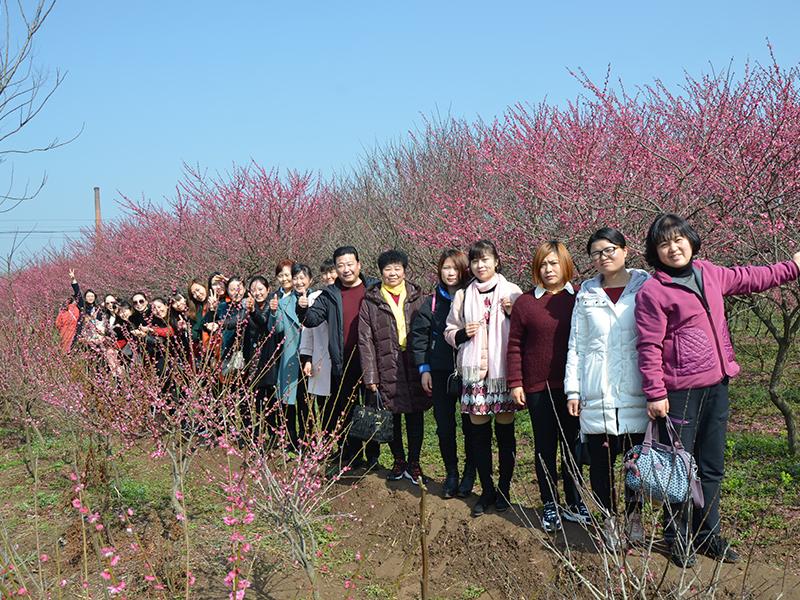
top-left (297, 245), bottom-right (380, 469)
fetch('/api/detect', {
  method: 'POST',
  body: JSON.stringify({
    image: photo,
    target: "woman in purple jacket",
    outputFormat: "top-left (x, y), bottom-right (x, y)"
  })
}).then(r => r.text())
top-left (635, 213), bottom-right (800, 568)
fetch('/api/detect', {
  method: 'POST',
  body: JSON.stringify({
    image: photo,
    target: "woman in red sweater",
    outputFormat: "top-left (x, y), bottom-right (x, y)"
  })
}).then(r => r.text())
top-left (508, 241), bottom-right (587, 533)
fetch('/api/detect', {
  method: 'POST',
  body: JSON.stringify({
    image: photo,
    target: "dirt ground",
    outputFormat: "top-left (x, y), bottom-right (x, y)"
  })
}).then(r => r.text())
top-left (214, 464), bottom-right (797, 600)
top-left (2, 433), bottom-right (799, 600)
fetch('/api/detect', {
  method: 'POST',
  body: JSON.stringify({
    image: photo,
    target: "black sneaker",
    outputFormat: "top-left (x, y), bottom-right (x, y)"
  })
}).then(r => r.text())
top-left (386, 459), bottom-right (407, 480)
top-left (670, 538), bottom-right (697, 569)
top-left (542, 501), bottom-right (562, 532)
top-left (698, 535), bottom-right (741, 563)
top-left (404, 461), bottom-right (428, 485)
top-left (365, 456), bottom-right (381, 471)
top-left (562, 502), bottom-right (591, 525)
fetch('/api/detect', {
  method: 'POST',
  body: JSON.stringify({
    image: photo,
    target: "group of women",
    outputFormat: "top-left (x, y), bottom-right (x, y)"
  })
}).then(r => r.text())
top-left (60, 260), bottom-right (339, 448)
top-left (414, 214), bottom-right (797, 569)
top-left (58, 213), bottom-right (800, 568)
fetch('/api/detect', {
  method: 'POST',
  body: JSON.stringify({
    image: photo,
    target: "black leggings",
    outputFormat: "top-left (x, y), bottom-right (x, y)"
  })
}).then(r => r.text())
top-left (586, 432), bottom-right (643, 516)
top-left (387, 412), bottom-right (425, 463)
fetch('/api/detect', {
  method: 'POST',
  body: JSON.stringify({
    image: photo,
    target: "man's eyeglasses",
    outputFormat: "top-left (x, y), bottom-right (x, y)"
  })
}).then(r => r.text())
top-left (589, 246), bottom-right (620, 262)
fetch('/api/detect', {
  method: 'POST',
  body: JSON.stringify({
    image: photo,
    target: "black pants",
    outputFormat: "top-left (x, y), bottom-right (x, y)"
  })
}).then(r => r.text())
top-left (587, 431), bottom-right (644, 516)
top-left (431, 370), bottom-right (474, 470)
top-left (661, 378), bottom-right (729, 548)
top-left (295, 375), bottom-right (310, 445)
top-left (388, 411), bottom-right (424, 463)
top-left (331, 354), bottom-right (379, 460)
top-left (526, 388), bottom-right (581, 506)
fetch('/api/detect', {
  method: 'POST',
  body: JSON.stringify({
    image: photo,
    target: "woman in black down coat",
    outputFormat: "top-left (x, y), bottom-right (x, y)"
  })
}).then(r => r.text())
top-left (410, 249), bottom-right (474, 498)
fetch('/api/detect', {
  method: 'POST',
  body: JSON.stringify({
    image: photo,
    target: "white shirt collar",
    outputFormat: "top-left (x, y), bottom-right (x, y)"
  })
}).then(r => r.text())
top-left (534, 281), bottom-right (575, 299)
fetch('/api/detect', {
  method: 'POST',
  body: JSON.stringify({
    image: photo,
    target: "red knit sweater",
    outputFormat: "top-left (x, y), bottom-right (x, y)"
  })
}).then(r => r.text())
top-left (506, 285), bottom-right (579, 392)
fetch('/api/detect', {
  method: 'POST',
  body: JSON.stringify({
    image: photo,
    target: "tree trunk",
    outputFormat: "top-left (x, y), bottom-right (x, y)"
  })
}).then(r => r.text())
top-left (768, 341), bottom-right (800, 457)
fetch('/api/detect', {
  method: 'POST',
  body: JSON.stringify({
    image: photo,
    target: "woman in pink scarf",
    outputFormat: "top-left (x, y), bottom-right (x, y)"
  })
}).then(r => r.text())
top-left (445, 240), bottom-right (522, 517)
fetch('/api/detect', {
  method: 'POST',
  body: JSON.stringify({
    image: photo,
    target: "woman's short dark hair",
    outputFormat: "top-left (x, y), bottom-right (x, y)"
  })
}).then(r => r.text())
top-left (226, 277), bottom-right (244, 293)
top-left (151, 296), bottom-right (168, 306)
top-left (291, 263), bottom-right (313, 279)
top-left (586, 228), bottom-right (627, 255)
top-left (468, 239), bottom-right (501, 273)
top-left (437, 249), bottom-right (469, 288)
top-left (377, 250), bottom-right (408, 271)
top-left (207, 271), bottom-right (226, 292)
top-left (644, 213), bottom-right (702, 267)
top-left (320, 258), bottom-right (335, 273)
top-left (249, 275), bottom-right (269, 290)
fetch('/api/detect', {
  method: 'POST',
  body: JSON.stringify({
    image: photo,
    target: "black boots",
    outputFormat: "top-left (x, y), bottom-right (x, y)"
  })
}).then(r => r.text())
top-left (457, 463), bottom-right (476, 497)
top-left (471, 422), bottom-right (495, 517)
top-left (442, 467), bottom-right (460, 498)
top-left (494, 421), bottom-right (516, 513)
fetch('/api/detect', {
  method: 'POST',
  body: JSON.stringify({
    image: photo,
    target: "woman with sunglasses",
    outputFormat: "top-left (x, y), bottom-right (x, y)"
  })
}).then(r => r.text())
top-left (565, 228), bottom-right (650, 548)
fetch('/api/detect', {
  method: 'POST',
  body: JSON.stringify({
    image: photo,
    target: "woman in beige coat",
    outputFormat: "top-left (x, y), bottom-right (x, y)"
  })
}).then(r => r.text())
top-left (445, 240), bottom-right (522, 517)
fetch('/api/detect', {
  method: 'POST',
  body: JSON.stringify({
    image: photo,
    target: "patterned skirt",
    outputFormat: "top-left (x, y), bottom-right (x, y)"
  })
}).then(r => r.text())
top-left (460, 379), bottom-right (519, 415)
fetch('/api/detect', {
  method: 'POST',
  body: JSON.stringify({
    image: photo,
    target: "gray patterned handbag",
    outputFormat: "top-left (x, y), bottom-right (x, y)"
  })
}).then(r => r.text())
top-left (624, 419), bottom-right (704, 508)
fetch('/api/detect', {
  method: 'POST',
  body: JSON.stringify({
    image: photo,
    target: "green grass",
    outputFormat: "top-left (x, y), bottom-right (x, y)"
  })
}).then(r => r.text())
top-left (364, 583), bottom-right (390, 598)
top-left (114, 477), bottom-right (151, 507)
top-left (462, 584), bottom-right (485, 599)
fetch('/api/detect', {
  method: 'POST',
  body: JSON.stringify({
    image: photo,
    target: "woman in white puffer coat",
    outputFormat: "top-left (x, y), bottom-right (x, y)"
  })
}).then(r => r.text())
top-left (564, 227), bottom-right (650, 548)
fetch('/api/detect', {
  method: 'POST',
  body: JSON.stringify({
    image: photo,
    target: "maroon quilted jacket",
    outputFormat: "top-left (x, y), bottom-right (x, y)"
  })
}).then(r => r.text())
top-left (635, 259), bottom-right (799, 401)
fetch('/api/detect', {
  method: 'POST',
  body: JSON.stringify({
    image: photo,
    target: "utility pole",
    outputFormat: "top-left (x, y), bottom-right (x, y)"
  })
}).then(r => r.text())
top-left (94, 187), bottom-right (101, 243)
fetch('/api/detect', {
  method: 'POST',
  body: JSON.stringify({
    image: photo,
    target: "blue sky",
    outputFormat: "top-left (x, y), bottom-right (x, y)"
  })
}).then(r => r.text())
top-left (3, 0), bottom-right (800, 262)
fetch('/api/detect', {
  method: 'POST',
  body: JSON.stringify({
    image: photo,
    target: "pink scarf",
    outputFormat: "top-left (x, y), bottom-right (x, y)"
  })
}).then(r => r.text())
top-left (460, 274), bottom-right (512, 392)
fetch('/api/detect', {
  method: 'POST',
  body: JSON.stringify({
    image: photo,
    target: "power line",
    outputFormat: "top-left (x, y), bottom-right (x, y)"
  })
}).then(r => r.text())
top-left (0, 230), bottom-right (83, 234)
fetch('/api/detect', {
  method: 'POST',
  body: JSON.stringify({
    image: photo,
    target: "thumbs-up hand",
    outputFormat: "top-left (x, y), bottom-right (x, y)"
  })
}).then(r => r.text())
top-left (270, 294), bottom-right (279, 312)
top-left (298, 289), bottom-right (309, 309)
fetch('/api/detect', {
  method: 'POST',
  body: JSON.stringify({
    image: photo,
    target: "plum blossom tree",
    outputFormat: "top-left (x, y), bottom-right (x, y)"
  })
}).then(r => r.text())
top-left (2, 47), bottom-right (799, 455)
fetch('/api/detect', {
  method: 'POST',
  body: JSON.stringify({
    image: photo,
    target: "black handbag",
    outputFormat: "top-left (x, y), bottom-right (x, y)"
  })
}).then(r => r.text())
top-left (446, 366), bottom-right (462, 397)
top-left (349, 389), bottom-right (394, 444)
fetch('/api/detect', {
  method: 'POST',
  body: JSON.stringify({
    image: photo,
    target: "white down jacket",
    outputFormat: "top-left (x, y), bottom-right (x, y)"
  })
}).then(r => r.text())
top-left (564, 269), bottom-right (650, 437)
